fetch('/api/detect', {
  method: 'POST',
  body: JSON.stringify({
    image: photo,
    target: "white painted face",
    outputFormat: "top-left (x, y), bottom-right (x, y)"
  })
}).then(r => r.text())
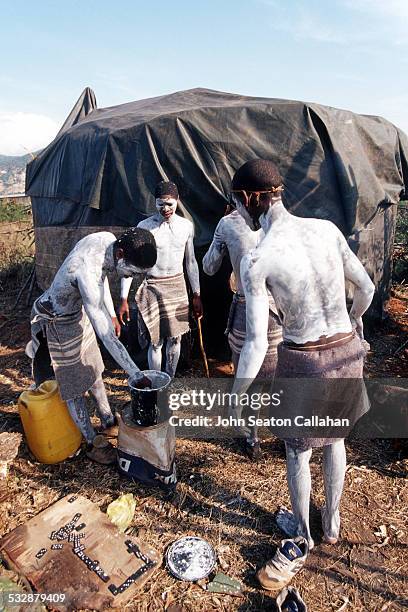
top-left (155, 197), bottom-right (177, 221)
top-left (115, 258), bottom-right (146, 278)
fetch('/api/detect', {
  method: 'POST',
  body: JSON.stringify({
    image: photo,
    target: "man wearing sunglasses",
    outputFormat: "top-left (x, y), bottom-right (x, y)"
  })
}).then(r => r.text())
top-left (229, 159), bottom-right (374, 582)
top-left (119, 181), bottom-right (203, 378)
top-left (202, 203), bottom-right (282, 459)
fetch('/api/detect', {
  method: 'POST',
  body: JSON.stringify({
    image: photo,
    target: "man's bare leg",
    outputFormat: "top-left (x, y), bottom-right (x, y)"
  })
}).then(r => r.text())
top-left (321, 440), bottom-right (346, 543)
top-left (66, 394), bottom-right (116, 464)
top-left (165, 336), bottom-right (181, 378)
top-left (283, 443), bottom-right (314, 549)
top-left (66, 396), bottom-right (96, 444)
top-left (89, 377), bottom-right (115, 428)
top-left (230, 351), bottom-right (260, 454)
top-left (148, 339), bottom-right (164, 371)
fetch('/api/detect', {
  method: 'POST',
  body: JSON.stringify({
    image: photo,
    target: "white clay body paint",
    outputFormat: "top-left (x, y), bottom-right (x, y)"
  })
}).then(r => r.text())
top-left (202, 210), bottom-right (263, 294)
top-left (39, 231), bottom-right (143, 381)
top-left (121, 209), bottom-right (200, 296)
top-left (120, 202), bottom-right (201, 377)
top-left (233, 199), bottom-right (375, 385)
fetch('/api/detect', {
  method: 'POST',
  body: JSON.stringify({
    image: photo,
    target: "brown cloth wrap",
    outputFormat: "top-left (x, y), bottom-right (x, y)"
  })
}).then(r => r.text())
top-left (135, 273), bottom-right (190, 347)
top-left (227, 295), bottom-right (283, 377)
top-left (27, 298), bottom-right (104, 401)
top-left (274, 334), bottom-right (370, 451)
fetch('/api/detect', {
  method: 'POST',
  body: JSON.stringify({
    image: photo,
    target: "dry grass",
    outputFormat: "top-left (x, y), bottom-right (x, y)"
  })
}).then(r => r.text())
top-left (0, 285), bottom-right (407, 611)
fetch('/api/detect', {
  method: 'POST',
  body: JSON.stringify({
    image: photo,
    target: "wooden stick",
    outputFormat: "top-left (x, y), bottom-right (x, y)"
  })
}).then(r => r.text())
top-left (394, 337), bottom-right (408, 355)
top-left (12, 268), bottom-right (34, 309)
top-left (197, 316), bottom-right (210, 378)
top-left (25, 268), bottom-right (36, 306)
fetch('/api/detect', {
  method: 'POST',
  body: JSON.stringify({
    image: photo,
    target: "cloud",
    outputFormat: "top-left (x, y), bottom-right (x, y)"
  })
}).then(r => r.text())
top-left (257, 0), bottom-right (408, 46)
top-left (0, 112), bottom-right (59, 156)
top-left (344, 0), bottom-right (408, 20)
top-left (256, 1), bottom-right (350, 45)
top-left (274, 11), bottom-right (346, 44)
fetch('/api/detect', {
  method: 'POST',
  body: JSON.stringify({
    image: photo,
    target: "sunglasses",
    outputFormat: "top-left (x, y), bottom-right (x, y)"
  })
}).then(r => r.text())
top-left (229, 189), bottom-right (280, 209)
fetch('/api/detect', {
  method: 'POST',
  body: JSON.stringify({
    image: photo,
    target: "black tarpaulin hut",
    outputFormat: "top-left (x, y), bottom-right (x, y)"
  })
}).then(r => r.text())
top-left (26, 87), bottom-right (408, 330)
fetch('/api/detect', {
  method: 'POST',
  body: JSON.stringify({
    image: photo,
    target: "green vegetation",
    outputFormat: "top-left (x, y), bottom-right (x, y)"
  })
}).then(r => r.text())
top-left (0, 197), bottom-right (31, 223)
top-left (395, 201), bottom-right (407, 244)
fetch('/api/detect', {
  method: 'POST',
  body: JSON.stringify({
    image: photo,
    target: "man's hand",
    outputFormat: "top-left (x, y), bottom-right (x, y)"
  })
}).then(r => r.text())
top-left (192, 294), bottom-right (203, 319)
top-left (111, 316), bottom-right (121, 337)
top-left (119, 298), bottom-right (130, 325)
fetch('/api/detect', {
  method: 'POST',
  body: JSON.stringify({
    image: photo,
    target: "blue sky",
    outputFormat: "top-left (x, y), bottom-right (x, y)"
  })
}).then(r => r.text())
top-left (1, 0), bottom-right (407, 154)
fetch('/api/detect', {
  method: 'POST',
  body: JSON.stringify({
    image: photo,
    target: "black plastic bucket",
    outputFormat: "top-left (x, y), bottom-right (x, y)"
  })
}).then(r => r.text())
top-left (128, 370), bottom-right (171, 426)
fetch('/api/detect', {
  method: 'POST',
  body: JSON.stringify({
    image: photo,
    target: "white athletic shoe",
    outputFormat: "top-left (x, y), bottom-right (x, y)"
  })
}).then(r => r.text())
top-left (256, 536), bottom-right (308, 591)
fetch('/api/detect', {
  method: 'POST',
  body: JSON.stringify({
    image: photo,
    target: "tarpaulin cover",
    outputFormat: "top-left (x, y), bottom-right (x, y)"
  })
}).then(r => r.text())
top-left (56, 87), bottom-right (97, 137)
top-left (26, 87), bottom-right (408, 320)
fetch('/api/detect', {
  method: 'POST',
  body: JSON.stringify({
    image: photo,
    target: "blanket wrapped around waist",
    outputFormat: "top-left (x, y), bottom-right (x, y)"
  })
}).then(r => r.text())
top-left (27, 298), bottom-right (104, 401)
top-left (273, 334), bottom-right (370, 450)
top-left (226, 295), bottom-right (283, 377)
top-left (135, 273), bottom-right (190, 347)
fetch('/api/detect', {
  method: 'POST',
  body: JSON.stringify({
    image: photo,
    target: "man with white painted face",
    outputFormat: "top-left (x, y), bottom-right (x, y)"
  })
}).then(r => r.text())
top-left (119, 181), bottom-right (203, 378)
top-left (202, 206), bottom-right (282, 459)
top-left (27, 229), bottom-right (156, 464)
top-left (229, 159), bottom-right (374, 586)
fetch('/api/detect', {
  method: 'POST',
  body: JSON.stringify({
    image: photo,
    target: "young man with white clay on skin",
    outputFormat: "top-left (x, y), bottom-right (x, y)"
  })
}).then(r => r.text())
top-left (27, 229), bottom-right (156, 464)
top-left (228, 159), bottom-right (374, 589)
top-left (202, 206), bottom-right (282, 459)
top-left (119, 181), bottom-right (203, 378)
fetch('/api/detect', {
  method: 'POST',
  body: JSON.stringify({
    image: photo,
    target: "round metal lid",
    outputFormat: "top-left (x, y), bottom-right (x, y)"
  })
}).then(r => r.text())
top-left (166, 536), bottom-right (216, 582)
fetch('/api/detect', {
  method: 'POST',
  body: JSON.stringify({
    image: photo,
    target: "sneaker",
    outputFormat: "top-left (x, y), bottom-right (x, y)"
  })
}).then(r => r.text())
top-left (276, 586), bottom-right (308, 612)
top-left (256, 537), bottom-right (308, 591)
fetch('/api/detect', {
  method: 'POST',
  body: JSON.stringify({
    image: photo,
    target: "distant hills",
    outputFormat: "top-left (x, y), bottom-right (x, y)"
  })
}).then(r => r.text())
top-left (0, 153), bottom-right (32, 197)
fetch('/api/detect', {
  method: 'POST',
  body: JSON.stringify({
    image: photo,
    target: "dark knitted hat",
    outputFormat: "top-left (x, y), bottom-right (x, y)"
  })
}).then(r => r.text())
top-left (155, 181), bottom-right (179, 199)
top-left (232, 159), bottom-right (282, 191)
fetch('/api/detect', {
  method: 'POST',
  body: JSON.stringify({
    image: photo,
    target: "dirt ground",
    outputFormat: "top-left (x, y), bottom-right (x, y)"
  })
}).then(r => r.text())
top-left (0, 280), bottom-right (407, 611)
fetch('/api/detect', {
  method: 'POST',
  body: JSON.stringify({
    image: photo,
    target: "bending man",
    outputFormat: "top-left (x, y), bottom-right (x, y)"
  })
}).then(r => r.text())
top-left (27, 229), bottom-right (156, 463)
top-left (229, 160), bottom-right (374, 585)
top-left (119, 181), bottom-right (203, 378)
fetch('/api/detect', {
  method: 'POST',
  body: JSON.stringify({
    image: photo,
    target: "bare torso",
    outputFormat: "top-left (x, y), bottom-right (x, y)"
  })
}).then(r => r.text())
top-left (249, 211), bottom-right (353, 343)
top-left (40, 232), bottom-right (114, 316)
top-left (138, 214), bottom-right (194, 279)
top-left (121, 212), bottom-right (200, 296)
top-left (233, 199), bottom-right (374, 385)
top-left (202, 210), bottom-right (262, 294)
top-left (38, 231), bottom-right (142, 380)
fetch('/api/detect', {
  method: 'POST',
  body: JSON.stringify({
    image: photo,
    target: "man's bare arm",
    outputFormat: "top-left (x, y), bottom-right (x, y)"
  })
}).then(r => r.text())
top-left (202, 221), bottom-right (226, 276)
top-left (103, 277), bottom-right (116, 317)
top-left (231, 254), bottom-right (270, 395)
top-left (119, 277), bottom-right (133, 324)
top-left (104, 277), bottom-right (121, 336)
top-left (338, 233), bottom-right (375, 337)
top-left (78, 274), bottom-right (143, 380)
top-left (185, 226), bottom-right (200, 294)
top-left (185, 225), bottom-right (203, 319)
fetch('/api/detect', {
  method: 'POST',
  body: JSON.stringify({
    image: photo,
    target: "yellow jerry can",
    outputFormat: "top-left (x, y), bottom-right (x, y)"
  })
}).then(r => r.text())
top-left (18, 380), bottom-right (82, 464)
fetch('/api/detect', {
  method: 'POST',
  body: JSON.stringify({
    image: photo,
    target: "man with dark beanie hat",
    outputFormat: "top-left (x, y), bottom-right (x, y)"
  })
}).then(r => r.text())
top-left (119, 180), bottom-right (202, 378)
top-left (229, 159), bottom-right (374, 586)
